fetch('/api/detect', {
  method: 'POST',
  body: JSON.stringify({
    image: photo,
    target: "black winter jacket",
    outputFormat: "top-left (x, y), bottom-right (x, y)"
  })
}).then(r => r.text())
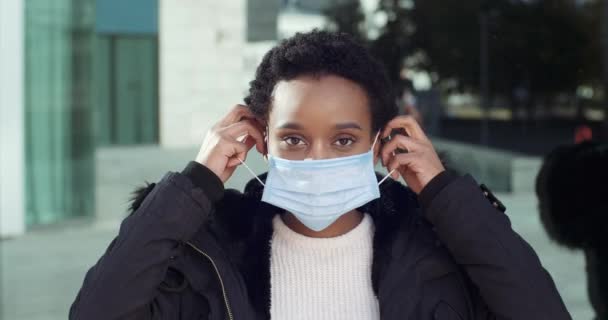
top-left (70, 163), bottom-right (571, 320)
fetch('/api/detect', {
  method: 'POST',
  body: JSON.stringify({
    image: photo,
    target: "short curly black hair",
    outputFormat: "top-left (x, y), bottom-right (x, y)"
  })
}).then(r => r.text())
top-left (244, 30), bottom-right (397, 133)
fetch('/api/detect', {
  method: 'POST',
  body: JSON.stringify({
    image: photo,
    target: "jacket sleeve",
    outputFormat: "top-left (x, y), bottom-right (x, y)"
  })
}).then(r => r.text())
top-left (419, 171), bottom-right (572, 320)
top-left (69, 164), bottom-right (224, 320)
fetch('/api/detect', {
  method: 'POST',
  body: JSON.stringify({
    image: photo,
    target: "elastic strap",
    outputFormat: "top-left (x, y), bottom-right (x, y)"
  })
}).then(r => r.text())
top-left (237, 158), bottom-right (265, 186)
top-left (378, 168), bottom-right (396, 186)
top-left (373, 130), bottom-right (396, 186)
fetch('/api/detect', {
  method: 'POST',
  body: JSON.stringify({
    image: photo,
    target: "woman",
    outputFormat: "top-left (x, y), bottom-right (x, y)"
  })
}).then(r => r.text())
top-left (70, 30), bottom-right (570, 319)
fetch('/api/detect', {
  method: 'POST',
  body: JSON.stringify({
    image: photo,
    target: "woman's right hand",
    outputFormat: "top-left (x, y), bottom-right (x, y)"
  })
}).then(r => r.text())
top-left (195, 105), bottom-right (265, 183)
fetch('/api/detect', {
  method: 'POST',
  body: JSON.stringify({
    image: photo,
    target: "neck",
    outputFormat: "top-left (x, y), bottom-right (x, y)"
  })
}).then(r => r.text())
top-left (281, 210), bottom-right (364, 238)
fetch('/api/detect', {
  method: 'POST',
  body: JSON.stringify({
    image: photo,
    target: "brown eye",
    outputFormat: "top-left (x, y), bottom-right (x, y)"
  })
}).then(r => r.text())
top-left (284, 136), bottom-right (304, 146)
top-left (334, 138), bottom-right (354, 146)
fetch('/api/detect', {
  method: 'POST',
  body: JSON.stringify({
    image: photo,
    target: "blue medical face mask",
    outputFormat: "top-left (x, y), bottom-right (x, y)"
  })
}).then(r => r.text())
top-left (238, 132), bottom-right (394, 232)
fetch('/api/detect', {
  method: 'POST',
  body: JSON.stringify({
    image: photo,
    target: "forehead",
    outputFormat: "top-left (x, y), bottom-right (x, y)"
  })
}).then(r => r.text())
top-left (269, 75), bottom-right (371, 130)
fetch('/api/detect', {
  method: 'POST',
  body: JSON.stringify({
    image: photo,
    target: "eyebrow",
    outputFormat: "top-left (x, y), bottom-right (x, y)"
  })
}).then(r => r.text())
top-left (276, 122), bottom-right (363, 131)
top-left (334, 122), bottom-right (362, 130)
top-left (276, 122), bottom-right (303, 130)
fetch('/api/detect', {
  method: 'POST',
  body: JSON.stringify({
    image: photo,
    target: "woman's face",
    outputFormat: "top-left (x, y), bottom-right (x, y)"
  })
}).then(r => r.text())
top-left (267, 75), bottom-right (375, 161)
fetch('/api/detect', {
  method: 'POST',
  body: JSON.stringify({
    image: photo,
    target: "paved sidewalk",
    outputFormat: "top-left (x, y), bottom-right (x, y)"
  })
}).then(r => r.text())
top-left (1, 192), bottom-right (594, 320)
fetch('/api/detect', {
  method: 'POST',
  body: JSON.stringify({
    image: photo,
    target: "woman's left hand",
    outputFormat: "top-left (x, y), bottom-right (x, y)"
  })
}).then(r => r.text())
top-left (380, 115), bottom-right (445, 194)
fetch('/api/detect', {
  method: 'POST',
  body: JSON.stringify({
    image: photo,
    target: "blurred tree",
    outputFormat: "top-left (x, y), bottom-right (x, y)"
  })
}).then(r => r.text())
top-left (412, 0), bottom-right (597, 107)
top-left (368, 0), bottom-right (416, 84)
top-left (324, 0), bottom-right (415, 84)
top-left (324, 0), bottom-right (366, 42)
top-left (409, 0), bottom-right (485, 91)
top-left (325, 0), bottom-right (602, 118)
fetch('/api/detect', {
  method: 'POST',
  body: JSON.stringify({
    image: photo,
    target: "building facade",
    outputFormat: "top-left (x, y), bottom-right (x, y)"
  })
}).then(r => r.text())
top-left (0, 0), bottom-right (340, 237)
top-left (0, 0), bottom-right (159, 237)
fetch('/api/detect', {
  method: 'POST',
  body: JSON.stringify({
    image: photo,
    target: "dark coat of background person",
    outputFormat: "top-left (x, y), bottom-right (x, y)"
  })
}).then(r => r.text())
top-left (69, 167), bottom-right (571, 320)
top-left (536, 141), bottom-right (608, 320)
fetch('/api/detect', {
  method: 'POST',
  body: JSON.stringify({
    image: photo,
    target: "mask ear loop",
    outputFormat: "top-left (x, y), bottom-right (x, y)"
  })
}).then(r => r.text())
top-left (373, 130), bottom-right (396, 186)
top-left (378, 170), bottom-right (395, 186)
top-left (371, 130), bottom-right (380, 152)
top-left (237, 158), bottom-right (265, 186)
top-left (236, 127), bottom-right (271, 186)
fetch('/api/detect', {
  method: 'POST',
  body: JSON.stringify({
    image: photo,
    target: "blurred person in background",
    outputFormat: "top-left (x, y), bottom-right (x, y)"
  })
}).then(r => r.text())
top-left (70, 30), bottom-right (571, 320)
top-left (536, 137), bottom-right (608, 320)
top-left (574, 124), bottom-right (594, 144)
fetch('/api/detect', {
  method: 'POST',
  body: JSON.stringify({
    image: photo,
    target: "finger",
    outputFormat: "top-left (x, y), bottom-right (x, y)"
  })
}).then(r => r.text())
top-left (220, 122), bottom-right (262, 168)
top-left (223, 139), bottom-right (251, 167)
top-left (234, 120), bottom-right (265, 142)
top-left (381, 134), bottom-right (425, 166)
top-left (250, 117), bottom-right (267, 146)
top-left (239, 120), bottom-right (265, 154)
top-left (386, 152), bottom-right (419, 178)
top-left (382, 115), bottom-right (429, 142)
top-left (220, 136), bottom-right (249, 155)
top-left (240, 135), bottom-right (258, 159)
top-left (222, 120), bottom-right (265, 154)
top-left (243, 135), bottom-right (257, 149)
top-left (219, 104), bottom-right (255, 127)
top-left (226, 146), bottom-right (256, 168)
top-left (226, 140), bottom-right (256, 167)
top-left (227, 156), bottom-right (245, 168)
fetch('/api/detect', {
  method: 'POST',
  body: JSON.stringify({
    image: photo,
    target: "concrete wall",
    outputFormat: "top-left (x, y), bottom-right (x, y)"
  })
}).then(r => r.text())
top-left (94, 146), bottom-right (196, 223)
top-left (158, 0), bottom-right (353, 148)
top-left (94, 146), bottom-right (267, 223)
top-left (433, 138), bottom-right (542, 193)
top-left (0, 0), bottom-right (26, 237)
top-left (247, 0), bottom-right (280, 41)
top-left (159, 0), bottom-right (249, 148)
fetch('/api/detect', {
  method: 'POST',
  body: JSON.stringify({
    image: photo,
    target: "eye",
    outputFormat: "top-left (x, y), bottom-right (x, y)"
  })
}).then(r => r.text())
top-left (334, 137), bottom-right (355, 147)
top-left (284, 136), bottom-right (305, 146)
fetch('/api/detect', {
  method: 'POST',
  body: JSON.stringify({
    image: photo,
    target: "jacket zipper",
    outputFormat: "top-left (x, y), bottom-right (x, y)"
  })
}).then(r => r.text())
top-left (186, 241), bottom-right (234, 320)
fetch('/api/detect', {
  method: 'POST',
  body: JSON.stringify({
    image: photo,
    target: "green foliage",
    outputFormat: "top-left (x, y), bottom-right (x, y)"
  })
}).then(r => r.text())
top-left (324, 1), bottom-right (366, 42)
top-left (325, 0), bottom-right (602, 98)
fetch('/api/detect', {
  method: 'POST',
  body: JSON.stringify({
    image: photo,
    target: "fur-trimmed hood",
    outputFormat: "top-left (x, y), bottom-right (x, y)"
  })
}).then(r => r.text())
top-left (178, 172), bottom-right (441, 318)
top-left (76, 169), bottom-right (571, 319)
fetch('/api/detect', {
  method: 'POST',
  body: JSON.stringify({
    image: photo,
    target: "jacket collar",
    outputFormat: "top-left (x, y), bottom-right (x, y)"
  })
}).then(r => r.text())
top-left (191, 172), bottom-right (433, 318)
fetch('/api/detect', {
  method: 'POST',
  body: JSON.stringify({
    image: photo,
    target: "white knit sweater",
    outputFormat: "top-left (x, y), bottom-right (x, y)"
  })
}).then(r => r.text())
top-left (269, 214), bottom-right (380, 320)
